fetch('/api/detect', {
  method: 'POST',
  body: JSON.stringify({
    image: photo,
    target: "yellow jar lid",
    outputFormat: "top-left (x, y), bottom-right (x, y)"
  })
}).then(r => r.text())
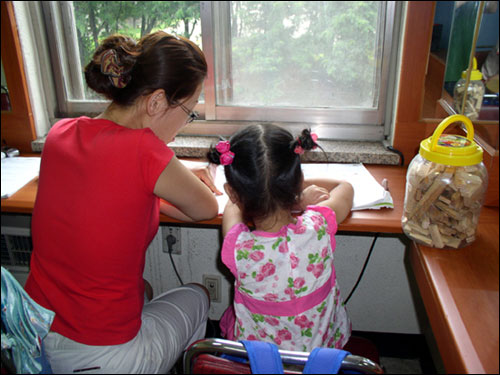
top-left (419, 115), bottom-right (483, 166)
top-left (461, 57), bottom-right (483, 81)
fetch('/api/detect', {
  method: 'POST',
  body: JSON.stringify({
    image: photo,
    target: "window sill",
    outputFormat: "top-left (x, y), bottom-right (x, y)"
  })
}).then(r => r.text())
top-left (31, 135), bottom-right (400, 165)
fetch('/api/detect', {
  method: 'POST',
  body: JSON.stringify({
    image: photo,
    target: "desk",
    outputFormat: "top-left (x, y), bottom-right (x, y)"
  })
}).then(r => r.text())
top-left (158, 164), bottom-right (408, 232)
top-left (1, 164), bottom-right (408, 232)
top-left (2, 162), bottom-right (499, 373)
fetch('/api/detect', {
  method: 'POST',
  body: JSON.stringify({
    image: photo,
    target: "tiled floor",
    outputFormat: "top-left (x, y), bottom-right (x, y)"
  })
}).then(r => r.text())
top-left (352, 330), bottom-right (437, 374)
top-left (380, 356), bottom-right (423, 374)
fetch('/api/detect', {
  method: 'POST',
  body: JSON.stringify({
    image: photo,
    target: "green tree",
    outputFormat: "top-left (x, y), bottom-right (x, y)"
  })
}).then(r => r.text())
top-left (74, 1), bottom-right (201, 69)
top-left (74, 1), bottom-right (380, 107)
top-left (229, 1), bottom-right (380, 106)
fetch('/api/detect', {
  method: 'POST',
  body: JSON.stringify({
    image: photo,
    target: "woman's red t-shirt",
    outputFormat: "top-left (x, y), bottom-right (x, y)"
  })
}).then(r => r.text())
top-left (25, 116), bottom-right (173, 345)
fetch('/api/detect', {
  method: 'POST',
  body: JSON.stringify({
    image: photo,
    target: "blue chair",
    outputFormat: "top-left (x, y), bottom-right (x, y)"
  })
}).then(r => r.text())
top-left (1, 267), bottom-right (54, 374)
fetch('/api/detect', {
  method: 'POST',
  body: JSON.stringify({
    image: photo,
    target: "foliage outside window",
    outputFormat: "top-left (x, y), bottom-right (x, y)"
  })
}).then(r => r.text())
top-left (42, 1), bottom-right (397, 139)
top-left (73, 1), bottom-right (202, 101)
top-left (219, 1), bottom-right (380, 109)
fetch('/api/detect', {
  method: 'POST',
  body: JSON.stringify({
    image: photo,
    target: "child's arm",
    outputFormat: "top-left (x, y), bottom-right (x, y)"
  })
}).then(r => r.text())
top-left (222, 200), bottom-right (244, 237)
top-left (301, 178), bottom-right (354, 224)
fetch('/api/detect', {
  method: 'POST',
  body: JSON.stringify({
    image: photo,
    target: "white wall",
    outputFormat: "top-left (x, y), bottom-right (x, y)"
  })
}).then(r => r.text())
top-left (2, 212), bottom-right (424, 334)
top-left (145, 225), bottom-right (424, 334)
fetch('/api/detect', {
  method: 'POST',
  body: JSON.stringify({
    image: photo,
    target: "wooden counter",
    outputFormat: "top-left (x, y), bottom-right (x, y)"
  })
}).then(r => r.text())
top-left (1, 164), bottom-right (407, 233)
top-left (161, 165), bottom-right (408, 232)
top-left (410, 206), bottom-right (499, 374)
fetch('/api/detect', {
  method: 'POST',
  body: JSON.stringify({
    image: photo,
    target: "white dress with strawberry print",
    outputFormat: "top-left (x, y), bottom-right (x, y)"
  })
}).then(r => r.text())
top-left (220, 205), bottom-right (351, 352)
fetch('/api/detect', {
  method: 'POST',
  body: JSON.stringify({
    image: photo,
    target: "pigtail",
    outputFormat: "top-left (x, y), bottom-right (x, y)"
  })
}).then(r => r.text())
top-left (291, 128), bottom-right (319, 155)
top-left (207, 139), bottom-right (235, 166)
top-left (207, 144), bottom-right (222, 165)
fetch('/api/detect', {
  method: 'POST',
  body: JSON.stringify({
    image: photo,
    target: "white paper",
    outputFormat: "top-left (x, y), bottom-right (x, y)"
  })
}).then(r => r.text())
top-left (180, 161), bottom-right (393, 214)
top-left (301, 163), bottom-right (394, 211)
top-left (1, 157), bottom-right (41, 199)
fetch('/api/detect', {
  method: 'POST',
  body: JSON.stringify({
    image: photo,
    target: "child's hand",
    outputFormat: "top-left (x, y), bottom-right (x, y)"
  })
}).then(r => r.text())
top-left (297, 185), bottom-right (330, 210)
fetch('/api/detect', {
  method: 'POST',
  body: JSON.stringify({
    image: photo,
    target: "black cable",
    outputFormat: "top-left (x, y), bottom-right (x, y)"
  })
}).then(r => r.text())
top-left (344, 233), bottom-right (379, 305)
top-left (386, 146), bottom-right (405, 166)
top-left (167, 233), bottom-right (218, 338)
top-left (167, 234), bottom-right (184, 285)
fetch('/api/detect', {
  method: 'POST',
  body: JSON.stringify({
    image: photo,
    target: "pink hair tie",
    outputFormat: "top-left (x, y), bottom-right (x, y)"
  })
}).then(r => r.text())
top-left (294, 132), bottom-right (318, 154)
top-left (215, 140), bottom-right (235, 166)
top-left (311, 133), bottom-right (318, 150)
top-left (294, 145), bottom-right (304, 155)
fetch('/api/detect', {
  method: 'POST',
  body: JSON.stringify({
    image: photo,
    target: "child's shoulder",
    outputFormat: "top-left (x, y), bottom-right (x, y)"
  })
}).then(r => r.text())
top-left (296, 206), bottom-right (338, 236)
top-left (225, 222), bottom-right (252, 242)
top-left (303, 205), bottom-right (336, 221)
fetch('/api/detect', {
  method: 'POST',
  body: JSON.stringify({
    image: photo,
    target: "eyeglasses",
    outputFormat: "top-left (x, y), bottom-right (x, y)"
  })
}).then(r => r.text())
top-left (178, 103), bottom-right (199, 124)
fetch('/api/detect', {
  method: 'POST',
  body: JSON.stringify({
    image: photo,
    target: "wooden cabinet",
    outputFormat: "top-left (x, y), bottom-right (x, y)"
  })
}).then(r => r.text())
top-left (1, 1), bottom-right (36, 153)
top-left (393, 2), bottom-right (499, 207)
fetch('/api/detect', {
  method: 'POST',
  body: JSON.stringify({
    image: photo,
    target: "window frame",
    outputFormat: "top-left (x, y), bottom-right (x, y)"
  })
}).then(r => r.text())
top-left (41, 1), bottom-right (399, 141)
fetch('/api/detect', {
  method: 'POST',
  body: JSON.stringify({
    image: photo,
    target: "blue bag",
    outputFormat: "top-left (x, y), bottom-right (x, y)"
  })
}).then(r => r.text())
top-left (1, 267), bottom-right (55, 374)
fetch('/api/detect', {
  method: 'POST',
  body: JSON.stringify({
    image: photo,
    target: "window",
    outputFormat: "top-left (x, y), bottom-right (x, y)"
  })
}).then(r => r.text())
top-left (41, 1), bottom-right (399, 140)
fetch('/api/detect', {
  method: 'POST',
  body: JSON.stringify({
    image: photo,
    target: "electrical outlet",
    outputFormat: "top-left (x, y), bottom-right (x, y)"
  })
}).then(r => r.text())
top-left (203, 274), bottom-right (221, 303)
top-left (161, 226), bottom-right (181, 254)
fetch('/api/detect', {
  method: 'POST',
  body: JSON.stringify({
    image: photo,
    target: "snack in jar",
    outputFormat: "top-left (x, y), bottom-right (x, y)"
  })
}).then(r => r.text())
top-left (453, 57), bottom-right (485, 121)
top-left (402, 115), bottom-right (488, 249)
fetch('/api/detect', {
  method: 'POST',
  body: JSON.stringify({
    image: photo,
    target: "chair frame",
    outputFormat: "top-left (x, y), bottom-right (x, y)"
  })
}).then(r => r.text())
top-left (183, 338), bottom-right (384, 374)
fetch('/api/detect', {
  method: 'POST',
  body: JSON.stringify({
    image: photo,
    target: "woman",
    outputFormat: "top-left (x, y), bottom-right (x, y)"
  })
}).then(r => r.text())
top-left (25, 31), bottom-right (218, 373)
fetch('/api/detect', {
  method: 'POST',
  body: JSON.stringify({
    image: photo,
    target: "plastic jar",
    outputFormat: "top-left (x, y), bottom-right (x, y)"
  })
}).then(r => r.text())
top-left (453, 58), bottom-right (485, 120)
top-left (402, 115), bottom-right (488, 249)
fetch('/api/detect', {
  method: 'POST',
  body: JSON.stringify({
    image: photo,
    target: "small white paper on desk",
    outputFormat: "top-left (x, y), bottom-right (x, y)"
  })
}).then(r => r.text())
top-left (1, 157), bottom-right (41, 199)
top-left (180, 160), bottom-right (393, 214)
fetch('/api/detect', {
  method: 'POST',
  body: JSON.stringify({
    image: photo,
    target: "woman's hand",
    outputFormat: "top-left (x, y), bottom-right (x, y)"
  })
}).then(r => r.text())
top-left (189, 165), bottom-right (223, 195)
top-left (296, 184), bottom-right (330, 211)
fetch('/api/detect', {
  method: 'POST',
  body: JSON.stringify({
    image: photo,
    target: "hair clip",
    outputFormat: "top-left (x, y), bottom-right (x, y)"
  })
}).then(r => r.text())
top-left (294, 145), bottom-right (305, 155)
top-left (101, 49), bottom-right (129, 88)
top-left (311, 133), bottom-right (318, 150)
top-left (294, 132), bottom-right (318, 154)
top-left (215, 140), bottom-right (235, 166)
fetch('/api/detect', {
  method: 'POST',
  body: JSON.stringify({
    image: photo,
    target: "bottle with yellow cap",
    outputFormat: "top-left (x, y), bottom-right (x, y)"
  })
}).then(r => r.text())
top-left (402, 115), bottom-right (488, 249)
top-left (453, 57), bottom-right (485, 120)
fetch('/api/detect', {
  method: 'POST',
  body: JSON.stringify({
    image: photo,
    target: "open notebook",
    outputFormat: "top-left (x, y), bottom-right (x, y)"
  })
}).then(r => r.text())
top-left (181, 161), bottom-right (393, 214)
top-left (1, 157), bottom-right (41, 199)
top-left (0, 157), bottom-right (393, 213)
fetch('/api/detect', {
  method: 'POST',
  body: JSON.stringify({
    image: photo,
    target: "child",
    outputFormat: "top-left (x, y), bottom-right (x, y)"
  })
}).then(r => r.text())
top-left (207, 124), bottom-right (354, 352)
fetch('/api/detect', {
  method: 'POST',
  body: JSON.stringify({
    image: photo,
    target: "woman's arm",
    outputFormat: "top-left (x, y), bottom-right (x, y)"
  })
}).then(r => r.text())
top-left (188, 164), bottom-right (223, 195)
top-left (301, 178), bottom-right (354, 224)
top-left (154, 157), bottom-right (219, 222)
top-left (159, 200), bottom-right (196, 222)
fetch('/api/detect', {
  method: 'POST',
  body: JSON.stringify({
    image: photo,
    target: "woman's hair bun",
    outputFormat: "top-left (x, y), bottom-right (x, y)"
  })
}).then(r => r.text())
top-left (84, 34), bottom-right (139, 99)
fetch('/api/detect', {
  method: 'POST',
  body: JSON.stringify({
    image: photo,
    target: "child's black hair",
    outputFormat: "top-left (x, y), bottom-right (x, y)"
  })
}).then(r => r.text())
top-left (207, 124), bottom-right (320, 223)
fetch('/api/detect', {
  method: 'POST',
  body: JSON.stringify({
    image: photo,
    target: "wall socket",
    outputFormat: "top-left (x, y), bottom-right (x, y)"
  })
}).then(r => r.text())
top-left (161, 226), bottom-right (181, 254)
top-left (202, 274), bottom-right (221, 303)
